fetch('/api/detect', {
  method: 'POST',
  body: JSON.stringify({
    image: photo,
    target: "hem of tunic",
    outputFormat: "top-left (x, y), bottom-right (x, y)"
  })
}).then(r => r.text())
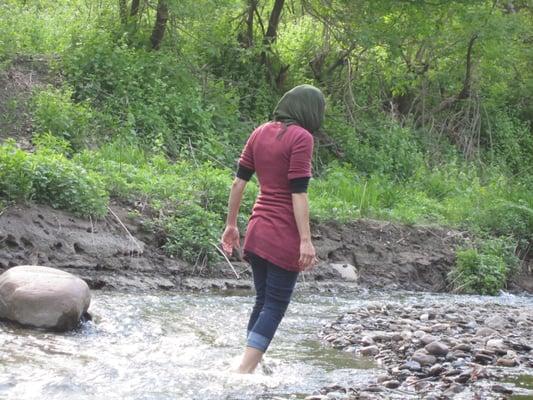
top-left (243, 245), bottom-right (300, 272)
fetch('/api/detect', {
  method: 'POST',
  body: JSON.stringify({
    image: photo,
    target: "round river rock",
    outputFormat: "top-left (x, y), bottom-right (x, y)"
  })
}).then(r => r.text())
top-left (0, 266), bottom-right (91, 331)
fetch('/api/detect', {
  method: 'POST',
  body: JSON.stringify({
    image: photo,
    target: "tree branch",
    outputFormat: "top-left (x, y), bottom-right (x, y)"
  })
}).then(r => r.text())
top-left (458, 33), bottom-right (479, 100)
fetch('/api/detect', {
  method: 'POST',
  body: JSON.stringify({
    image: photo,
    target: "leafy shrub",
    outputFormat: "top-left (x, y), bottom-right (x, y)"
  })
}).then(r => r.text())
top-left (76, 143), bottom-right (259, 261)
top-left (62, 32), bottom-right (249, 161)
top-left (33, 87), bottom-right (95, 150)
top-left (32, 149), bottom-right (108, 217)
top-left (0, 141), bottom-right (108, 217)
top-left (486, 111), bottom-right (533, 175)
top-left (323, 109), bottom-right (424, 180)
top-left (0, 141), bottom-right (33, 201)
top-left (448, 238), bottom-right (519, 295)
top-left (158, 204), bottom-right (222, 265)
top-left (32, 132), bottom-right (73, 156)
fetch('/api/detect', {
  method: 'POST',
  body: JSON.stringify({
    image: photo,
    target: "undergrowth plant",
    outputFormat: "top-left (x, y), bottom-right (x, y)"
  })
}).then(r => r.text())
top-left (449, 238), bottom-right (520, 295)
top-left (0, 140), bottom-right (108, 217)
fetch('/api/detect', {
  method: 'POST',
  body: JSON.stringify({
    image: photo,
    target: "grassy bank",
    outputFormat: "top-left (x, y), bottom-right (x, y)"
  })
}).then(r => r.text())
top-left (1, 0), bottom-right (532, 295)
top-left (1, 136), bottom-right (530, 294)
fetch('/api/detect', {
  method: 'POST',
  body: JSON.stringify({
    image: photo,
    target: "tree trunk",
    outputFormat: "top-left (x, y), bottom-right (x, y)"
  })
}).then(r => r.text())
top-left (264, 0), bottom-right (285, 45)
top-left (119, 0), bottom-right (128, 24)
top-left (130, 0), bottom-right (140, 16)
top-left (244, 0), bottom-right (258, 47)
top-left (150, 0), bottom-right (169, 50)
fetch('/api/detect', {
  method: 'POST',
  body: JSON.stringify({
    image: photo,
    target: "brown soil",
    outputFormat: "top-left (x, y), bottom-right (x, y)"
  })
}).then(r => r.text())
top-left (0, 203), bottom-right (186, 290)
top-left (310, 220), bottom-right (468, 291)
top-left (3, 203), bottom-right (531, 293)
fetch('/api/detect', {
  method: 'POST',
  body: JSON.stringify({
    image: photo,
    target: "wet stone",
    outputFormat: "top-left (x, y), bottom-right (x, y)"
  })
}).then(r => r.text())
top-left (443, 383), bottom-right (465, 396)
top-left (451, 350), bottom-right (470, 359)
top-left (317, 299), bottom-right (533, 400)
top-left (451, 359), bottom-right (467, 368)
top-left (326, 391), bottom-right (346, 399)
top-left (383, 380), bottom-right (400, 389)
top-left (412, 351), bottom-right (437, 366)
top-left (429, 363), bottom-right (445, 376)
top-left (420, 334), bottom-right (439, 345)
top-left (362, 384), bottom-right (383, 393)
top-left (454, 371), bottom-right (471, 384)
top-left (474, 352), bottom-right (494, 365)
top-left (360, 345), bottom-right (379, 356)
top-left (402, 360), bottom-right (422, 371)
top-left (361, 336), bottom-right (374, 346)
top-left (444, 368), bottom-right (462, 377)
top-left (496, 357), bottom-right (518, 367)
top-left (425, 341), bottom-right (449, 357)
top-left (464, 320), bottom-right (478, 330)
top-left (400, 330), bottom-right (412, 340)
top-left (452, 343), bottom-right (471, 352)
top-left (486, 338), bottom-right (505, 349)
top-left (491, 384), bottom-right (513, 394)
top-left (484, 315), bottom-right (507, 330)
top-left (430, 323), bottom-right (449, 332)
top-left (476, 327), bottom-right (497, 337)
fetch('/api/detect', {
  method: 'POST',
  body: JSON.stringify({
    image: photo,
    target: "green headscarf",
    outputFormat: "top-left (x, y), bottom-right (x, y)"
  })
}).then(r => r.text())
top-left (273, 84), bottom-right (326, 134)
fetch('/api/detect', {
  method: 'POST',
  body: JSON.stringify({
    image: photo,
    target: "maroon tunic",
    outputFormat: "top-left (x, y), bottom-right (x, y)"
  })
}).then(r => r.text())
top-left (239, 121), bottom-right (314, 272)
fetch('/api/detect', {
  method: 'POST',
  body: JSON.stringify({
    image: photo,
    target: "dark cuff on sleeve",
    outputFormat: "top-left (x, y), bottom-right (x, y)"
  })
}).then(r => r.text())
top-left (290, 177), bottom-right (310, 193)
top-left (236, 163), bottom-right (254, 181)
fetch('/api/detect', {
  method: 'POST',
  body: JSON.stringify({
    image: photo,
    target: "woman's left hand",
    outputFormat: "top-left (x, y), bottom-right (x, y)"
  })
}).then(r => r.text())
top-left (221, 225), bottom-right (240, 255)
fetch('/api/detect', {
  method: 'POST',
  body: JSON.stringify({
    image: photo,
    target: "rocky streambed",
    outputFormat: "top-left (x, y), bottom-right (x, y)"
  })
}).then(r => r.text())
top-left (308, 297), bottom-right (533, 399)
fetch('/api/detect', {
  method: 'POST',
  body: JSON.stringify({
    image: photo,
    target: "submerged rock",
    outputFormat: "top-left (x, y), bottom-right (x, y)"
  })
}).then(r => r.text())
top-left (0, 266), bottom-right (90, 331)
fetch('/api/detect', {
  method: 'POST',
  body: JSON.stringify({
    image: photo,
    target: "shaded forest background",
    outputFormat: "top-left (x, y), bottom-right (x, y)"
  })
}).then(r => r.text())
top-left (0, 0), bottom-right (532, 294)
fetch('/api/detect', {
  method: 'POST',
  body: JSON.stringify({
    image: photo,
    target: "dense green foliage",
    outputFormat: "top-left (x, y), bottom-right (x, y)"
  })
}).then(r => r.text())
top-left (449, 238), bottom-right (520, 295)
top-left (0, 140), bottom-right (108, 216)
top-left (1, 0), bottom-right (532, 291)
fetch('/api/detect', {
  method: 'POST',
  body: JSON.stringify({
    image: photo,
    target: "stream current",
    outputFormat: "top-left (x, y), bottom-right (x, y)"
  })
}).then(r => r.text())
top-left (1, 288), bottom-right (533, 400)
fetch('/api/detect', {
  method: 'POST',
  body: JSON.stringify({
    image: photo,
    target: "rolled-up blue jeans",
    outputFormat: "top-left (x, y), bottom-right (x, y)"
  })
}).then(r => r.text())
top-left (246, 252), bottom-right (299, 352)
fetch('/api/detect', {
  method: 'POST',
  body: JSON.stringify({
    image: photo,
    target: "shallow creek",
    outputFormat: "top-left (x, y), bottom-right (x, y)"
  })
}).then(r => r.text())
top-left (1, 288), bottom-right (533, 400)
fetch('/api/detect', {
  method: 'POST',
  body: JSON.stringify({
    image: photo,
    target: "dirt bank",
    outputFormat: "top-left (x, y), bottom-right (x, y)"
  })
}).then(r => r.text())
top-left (0, 55), bottom-right (59, 148)
top-left (1, 203), bottom-right (531, 293)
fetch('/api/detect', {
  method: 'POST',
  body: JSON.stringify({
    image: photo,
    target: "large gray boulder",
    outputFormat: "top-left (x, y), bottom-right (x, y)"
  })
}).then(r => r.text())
top-left (0, 266), bottom-right (91, 331)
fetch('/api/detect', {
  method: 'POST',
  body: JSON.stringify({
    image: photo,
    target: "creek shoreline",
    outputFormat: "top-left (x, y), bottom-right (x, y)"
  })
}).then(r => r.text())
top-left (2, 203), bottom-right (533, 399)
top-left (1, 203), bottom-right (532, 295)
top-left (305, 296), bottom-right (533, 400)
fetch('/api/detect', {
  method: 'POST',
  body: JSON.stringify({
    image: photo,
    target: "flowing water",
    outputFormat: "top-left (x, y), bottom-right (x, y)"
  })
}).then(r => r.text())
top-left (1, 288), bottom-right (533, 400)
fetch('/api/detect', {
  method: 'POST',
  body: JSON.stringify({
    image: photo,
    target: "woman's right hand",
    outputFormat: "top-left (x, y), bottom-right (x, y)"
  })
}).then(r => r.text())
top-left (221, 225), bottom-right (240, 256)
top-left (298, 238), bottom-right (317, 270)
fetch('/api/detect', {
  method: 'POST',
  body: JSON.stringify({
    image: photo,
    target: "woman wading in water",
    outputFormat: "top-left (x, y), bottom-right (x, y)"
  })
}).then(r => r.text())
top-left (221, 84), bottom-right (326, 374)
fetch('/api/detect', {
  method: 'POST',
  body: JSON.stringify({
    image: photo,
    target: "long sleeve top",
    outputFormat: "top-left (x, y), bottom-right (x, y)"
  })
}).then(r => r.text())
top-left (239, 121), bottom-right (314, 271)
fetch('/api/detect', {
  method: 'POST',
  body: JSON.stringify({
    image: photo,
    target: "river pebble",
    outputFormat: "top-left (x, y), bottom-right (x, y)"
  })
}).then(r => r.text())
top-left (317, 300), bottom-right (533, 399)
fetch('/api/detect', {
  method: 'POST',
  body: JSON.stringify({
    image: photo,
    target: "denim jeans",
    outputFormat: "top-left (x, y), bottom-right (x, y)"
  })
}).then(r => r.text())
top-left (246, 253), bottom-right (299, 352)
